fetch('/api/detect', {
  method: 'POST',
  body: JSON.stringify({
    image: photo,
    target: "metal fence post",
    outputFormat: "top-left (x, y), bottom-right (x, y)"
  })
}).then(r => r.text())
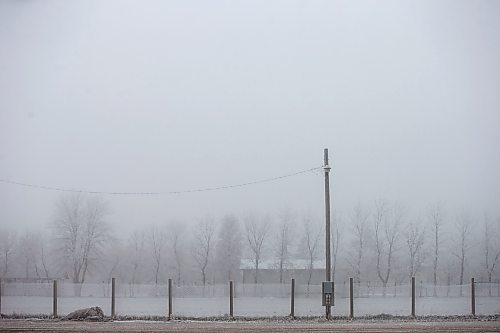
top-left (111, 277), bottom-right (116, 318)
top-left (411, 277), bottom-right (415, 317)
top-left (229, 280), bottom-right (234, 318)
top-left (168, 278), bottom-right (172, 320)
top-left (53, 280), bottom-right (58, 318)
top-left (290, 278), bottom-right (295, 318)
top-left (471, 278), bottom-right (475, 316)
top-left (349, 277), bottom-right (354, 319)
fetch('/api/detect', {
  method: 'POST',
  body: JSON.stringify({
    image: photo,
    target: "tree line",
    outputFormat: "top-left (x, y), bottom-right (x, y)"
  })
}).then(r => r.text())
top-left (1, 194), bottom-right (499, 293)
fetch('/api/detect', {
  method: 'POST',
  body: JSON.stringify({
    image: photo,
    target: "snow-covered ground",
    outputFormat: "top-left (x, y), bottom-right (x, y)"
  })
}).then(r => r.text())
top-left (1, 319), bottom-right (499, 333)
top-left (2, 295), bottom-right (499, 317)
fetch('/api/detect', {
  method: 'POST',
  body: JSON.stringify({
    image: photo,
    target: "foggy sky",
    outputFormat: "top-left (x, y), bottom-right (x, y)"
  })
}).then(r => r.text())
top-left (1, 0), bottom-right (499, 236)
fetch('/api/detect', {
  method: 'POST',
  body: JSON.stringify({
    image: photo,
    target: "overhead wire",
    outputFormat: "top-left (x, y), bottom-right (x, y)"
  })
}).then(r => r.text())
top-left (0, 165), bottom-right (324, 196)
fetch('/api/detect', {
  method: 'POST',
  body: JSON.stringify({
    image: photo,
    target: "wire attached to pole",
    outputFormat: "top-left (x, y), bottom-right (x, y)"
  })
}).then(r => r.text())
top-left (0, 166), bottom-right (323, 196)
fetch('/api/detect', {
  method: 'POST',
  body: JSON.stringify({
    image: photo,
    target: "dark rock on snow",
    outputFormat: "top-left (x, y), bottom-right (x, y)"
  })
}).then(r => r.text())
top-left (63, 307), bottom-right (105, 321)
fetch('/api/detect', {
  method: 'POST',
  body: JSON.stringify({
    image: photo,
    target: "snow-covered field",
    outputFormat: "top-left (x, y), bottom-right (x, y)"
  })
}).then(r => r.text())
top-left (2, 295), bottom-right (499, 317)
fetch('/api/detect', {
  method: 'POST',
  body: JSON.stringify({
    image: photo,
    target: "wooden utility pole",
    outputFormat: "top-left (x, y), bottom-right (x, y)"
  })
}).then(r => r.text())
top-left (349, 277), bottom-right (354, 319)
top-left (290, 278), bottom-right (295, 318)
top-left (471, 278), bottom-right (475, 316)
top-left (324, 148), bottom-right (332, 319)
top-left (168, 278), bottom-right (172, 320)
top-left (411, 277), bottom-right (416, 317)
top-left (53, 280), bottom-right (58, 318)
top-left (111, 277), bottom-right (116, 318)
top-left (229, 280), bottom-right (234, 319)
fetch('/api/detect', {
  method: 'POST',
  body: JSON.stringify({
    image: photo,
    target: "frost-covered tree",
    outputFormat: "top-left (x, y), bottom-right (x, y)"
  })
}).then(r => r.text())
top-left (102, 238), bottom-right (123, 283)
top-left (348, 203), bottom-right (369, 283)
top-left (0, 228), bottom-right (16, 279)
top-left (373, 201), bottom-right (403, 295)
top-left (215, 215), bottom-right (242, 282)
top-left (191, 217), bottom-right (216, 286)
top-left (483, 214), bottom-right (500, 294)
top-left (332, 212), bottom-right (343, 283)
top-left (128, 230), bottom-right (146, 285)
top-left (301, 215), bottom-right (321, 295)
top-left (167, 221), bottom-right (186, 284)
top-left (405, 221), bottom-right (426, 279)
top-left (149, 225), bottom-right (166, 285)
top-left (428, 203), bottom-right (444, 295)
top-left (453, 212), bottom-right (472, 296)
top-left (274, 207), bottom-right (295, 284)
top-left (53, 194), bottom-right (109, 294)
top-left (244, 213), bottom-right (270, 284)
top-left (17, 231), bottom-right (43, 279)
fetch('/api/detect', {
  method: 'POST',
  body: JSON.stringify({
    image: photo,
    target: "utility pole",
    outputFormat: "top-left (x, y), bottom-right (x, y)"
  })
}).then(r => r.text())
top-left (324, 148), bottom-right (332, 319)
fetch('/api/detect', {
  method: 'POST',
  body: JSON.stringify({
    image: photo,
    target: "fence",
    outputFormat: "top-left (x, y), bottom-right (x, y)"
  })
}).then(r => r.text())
top-left (0, 278), bottom-right (499, 318)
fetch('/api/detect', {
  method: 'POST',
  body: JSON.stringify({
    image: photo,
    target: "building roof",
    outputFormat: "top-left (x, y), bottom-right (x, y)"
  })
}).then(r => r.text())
top-left (240, 258), bottom-right (327, 270)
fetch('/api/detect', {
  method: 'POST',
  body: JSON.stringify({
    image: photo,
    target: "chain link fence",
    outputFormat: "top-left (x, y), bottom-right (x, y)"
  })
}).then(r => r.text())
top-left (1, 279), bottom-right (499, 317)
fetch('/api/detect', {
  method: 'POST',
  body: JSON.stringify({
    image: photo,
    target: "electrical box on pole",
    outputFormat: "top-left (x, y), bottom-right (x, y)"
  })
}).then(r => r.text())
top-left (322, 281), bottom-right (335, 306)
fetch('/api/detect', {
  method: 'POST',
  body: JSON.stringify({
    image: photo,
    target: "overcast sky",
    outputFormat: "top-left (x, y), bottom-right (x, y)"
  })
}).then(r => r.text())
top-left (1, 0), bottom-right (499, 237)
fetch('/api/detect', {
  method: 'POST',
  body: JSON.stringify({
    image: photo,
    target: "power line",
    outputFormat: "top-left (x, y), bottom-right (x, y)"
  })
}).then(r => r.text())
top-left (0, 166), bottom-right (323, 196)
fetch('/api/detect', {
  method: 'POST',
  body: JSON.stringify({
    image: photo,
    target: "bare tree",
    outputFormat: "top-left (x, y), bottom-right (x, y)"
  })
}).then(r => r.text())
top-left (191, 217), bottom-right (216, 286)
top-left (244, 213), bottom-right (270, 284)
top-left (128, 230), bottom-right (145, 286)
top-left (168, 221), bottom-right (186, 285)
top-left (18, 231), bottom-right (42, 279)
top-left (453, 212), bottom-right (472, 296)
top-left (0, 228), bottom-right (16, 278)
top-left (102, 239), bottom-right (122, 284)
top-left (405, 220), bottom-right (426, 279)
top-left (373, 201), bottom-right (403, 295)
top-left (37, 232), bottom-right (51, 279)
top-left (332, 212), bottom-right (343, 283)
top-left (39, 235), bottom-right (51, 279)
top-left (428, 203), bottom-right (444, 296)
top-left (302, 215), bottom-right (321, 296)
top-left (215, 215), bottom-right (242, 282)
top-left (373, 200), bottom-right (388, 292)
top-left (348, 203), bottom-right (369, 283)
top-left (126, 230), bottom-right (145, 296)
top-left (53, 194), bottom-right (109, 295)
top-left (275, 207), bottom-right (295, 284)
top-left (483, 214), bottom-right (500, 295)
top-left (149, 225), bottom-right (166, 285)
